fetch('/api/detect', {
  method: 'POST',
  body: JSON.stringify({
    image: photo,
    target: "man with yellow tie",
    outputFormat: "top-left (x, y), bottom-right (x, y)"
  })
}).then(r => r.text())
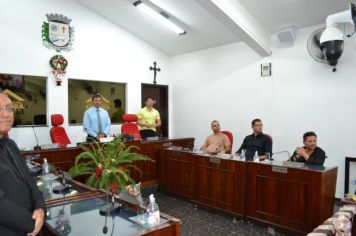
top-left (137, 97), bottom-right (161, 139)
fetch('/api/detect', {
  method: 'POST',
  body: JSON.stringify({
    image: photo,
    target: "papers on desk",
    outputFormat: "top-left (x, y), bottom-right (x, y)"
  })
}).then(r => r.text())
top-left (282, 161), bottom-right (304, 168)
top-left (170, 146), bottom-right (183, 151)
top-left (41, 173), bottom-right (59, 181)
top-left (196, 152), bottom-right (235, 159)
top-left (215, 153), bottom-right (234, 159)
top-left (146, 136), bottom-right (160, 141)
top-left (99, 137), bottom-right (115, 143)
top-left (194, 149), bottom-right (205, 154)
top-left (41, 143), bottom-right (60, 149)
top-left (129, 215), bottom-right (168, 229)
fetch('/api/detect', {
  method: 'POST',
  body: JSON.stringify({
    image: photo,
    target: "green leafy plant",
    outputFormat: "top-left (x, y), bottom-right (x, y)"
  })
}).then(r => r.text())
top-left (68, 138), bottom-right (152, 192)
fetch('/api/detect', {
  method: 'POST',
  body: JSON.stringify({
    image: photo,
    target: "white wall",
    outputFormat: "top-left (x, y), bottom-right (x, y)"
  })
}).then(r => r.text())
top-left (170, 25), bottom-right (356, 198)
top-left (0, 0), bottom-right (170, 147)
top-left (170, 42), bottom-right (271, 150)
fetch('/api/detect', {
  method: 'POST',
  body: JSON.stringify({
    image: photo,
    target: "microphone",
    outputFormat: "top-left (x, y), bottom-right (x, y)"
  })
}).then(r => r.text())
top-left (272, 150), bottom-right (291, 160)
top-left (32, 126), bottom-right (41, 150)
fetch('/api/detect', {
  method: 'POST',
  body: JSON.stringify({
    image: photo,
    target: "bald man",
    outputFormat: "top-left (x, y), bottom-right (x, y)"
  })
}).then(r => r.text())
top-left (200, 120), bottom-right (231, 154)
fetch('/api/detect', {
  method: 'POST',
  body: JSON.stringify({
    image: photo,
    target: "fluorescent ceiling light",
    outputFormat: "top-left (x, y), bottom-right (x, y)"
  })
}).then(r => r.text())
top-left (133, 0), bottom-right (186, 35)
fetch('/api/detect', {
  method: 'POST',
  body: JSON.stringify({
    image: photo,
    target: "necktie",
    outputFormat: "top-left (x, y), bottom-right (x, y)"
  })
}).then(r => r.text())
top-left (97, 109), bottom-right (103, 134)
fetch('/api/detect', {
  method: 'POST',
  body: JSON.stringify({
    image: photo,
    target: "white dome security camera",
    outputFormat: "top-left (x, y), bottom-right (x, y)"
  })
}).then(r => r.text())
top-left (319, 3), bottom-right (356, 67)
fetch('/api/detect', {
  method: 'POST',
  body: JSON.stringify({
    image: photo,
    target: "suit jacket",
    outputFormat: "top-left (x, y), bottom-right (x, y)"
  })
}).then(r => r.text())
top-left (0, 137), bottom-right (45, 235)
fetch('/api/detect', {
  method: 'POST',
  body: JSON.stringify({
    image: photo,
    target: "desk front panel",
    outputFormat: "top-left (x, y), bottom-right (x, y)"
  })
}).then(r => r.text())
top-left (128, 138), bottom-right (194, 184)
top-left (193, 155), bottom-right (245, 215)
top-left (244, 162), bottom-right (337, 233)
top-left (158, 149), bottom-right (194, 198)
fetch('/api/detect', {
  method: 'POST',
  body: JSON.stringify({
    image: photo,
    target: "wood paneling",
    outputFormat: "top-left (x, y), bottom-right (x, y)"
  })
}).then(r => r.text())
top-left (158, 150), bottom-right (338, 235)
top-left (193, 156), bottom-right (244, 215)
top-left (158, 149), bottom-right (194, 198)
top-left (22, 147), bottom-right (82, 171)
top-left (244, 162), bottom-right (337, 234)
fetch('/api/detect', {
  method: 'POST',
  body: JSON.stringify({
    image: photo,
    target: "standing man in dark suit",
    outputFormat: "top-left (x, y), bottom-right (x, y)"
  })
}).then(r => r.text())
top-left (235, 118), bottom-right (273, 160)
top-left (0, 92), bottom-right (45, 235)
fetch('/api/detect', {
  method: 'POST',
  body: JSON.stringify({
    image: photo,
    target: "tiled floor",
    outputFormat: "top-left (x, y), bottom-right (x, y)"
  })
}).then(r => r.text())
top-left (142, 188), bottom-right (289, 236)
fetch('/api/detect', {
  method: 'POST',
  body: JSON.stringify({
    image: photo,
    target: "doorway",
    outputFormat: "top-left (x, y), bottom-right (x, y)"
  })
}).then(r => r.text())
top-left (141, 84), bottom-right (169, 137)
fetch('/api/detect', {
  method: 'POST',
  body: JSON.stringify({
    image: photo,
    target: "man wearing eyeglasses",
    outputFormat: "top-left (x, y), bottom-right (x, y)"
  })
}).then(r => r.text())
top-left (0, 92), bottom-right (45, 236)
top-left (235, 118), bottom-right (272, 160)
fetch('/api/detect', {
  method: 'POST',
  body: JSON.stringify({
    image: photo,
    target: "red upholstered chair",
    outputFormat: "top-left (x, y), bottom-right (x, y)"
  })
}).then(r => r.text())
top-left (266, 134), bottom-right (273, 146)
top-left (50, 114), bottom-right (71, 145)
top-left (121, 114), bottom-right (141, 140)
top-left (222, 130), bottom-right (233, 154)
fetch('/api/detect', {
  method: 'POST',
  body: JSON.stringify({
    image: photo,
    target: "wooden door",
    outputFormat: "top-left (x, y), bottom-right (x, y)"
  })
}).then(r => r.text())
top-left (141, 84), bottom-right (168, 137)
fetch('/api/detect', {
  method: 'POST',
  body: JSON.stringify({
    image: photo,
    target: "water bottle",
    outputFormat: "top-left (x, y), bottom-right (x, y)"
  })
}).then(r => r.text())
top-left (253, 151), bottom-right (259, 162)
top-left (240, 149), bottom-right (246, 161)
top-left (147, 194), bottom-right (160, 226)
top-left (266, 152), bottom-right (271, 161)
top-left (42, 158), bottom-right (49, 175)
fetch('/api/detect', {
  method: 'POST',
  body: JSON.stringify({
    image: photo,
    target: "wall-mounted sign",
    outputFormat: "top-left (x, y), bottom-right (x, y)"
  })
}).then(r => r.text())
top-left (261, 63), bottom-right (272, 77)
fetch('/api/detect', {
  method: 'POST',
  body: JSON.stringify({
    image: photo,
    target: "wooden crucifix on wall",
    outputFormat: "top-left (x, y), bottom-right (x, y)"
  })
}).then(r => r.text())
top-left (149, 61), bottom-right (161, 85)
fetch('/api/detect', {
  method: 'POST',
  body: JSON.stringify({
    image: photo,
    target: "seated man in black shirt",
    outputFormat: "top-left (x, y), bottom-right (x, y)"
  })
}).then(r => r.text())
top-left (290, 131), bottom-right (326, 166)
top-left (235, 118), bottom-right (272, 160)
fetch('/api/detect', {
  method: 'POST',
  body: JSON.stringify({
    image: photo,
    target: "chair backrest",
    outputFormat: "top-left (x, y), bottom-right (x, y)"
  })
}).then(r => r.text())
top-left (50, 114), bottom-right (71, 145)
top-left (265, 134), bottom-right (273, 145)
top-left (121, 114), bottom-right (141, 140)
top-left (221, 130), bottom-right (233, 153)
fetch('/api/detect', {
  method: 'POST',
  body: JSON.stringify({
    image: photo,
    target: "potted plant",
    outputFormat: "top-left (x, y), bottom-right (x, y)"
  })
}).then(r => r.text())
top-left (68, 137), bottom-right (152, 194)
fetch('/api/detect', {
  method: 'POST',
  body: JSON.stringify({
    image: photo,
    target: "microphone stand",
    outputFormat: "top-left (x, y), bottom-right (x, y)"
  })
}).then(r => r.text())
top-left (32, 126), bottom-right (41, 150)
top-left (102, 193), bottom-right (109, 234)
top-left (55, 205), bottom-right (71, 234)
top-left (53, 169), bottom-right (71, 194)
top-left (99, 188), bottom-right (121, 216)
top-left (272, 151), bottom-right (291, 161)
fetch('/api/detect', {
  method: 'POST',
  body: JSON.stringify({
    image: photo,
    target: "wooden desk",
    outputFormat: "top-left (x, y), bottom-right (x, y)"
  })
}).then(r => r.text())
top-left (22, 138), bottom-right (195, 185)
top-left (158, 149), bottom-right (338, 235)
